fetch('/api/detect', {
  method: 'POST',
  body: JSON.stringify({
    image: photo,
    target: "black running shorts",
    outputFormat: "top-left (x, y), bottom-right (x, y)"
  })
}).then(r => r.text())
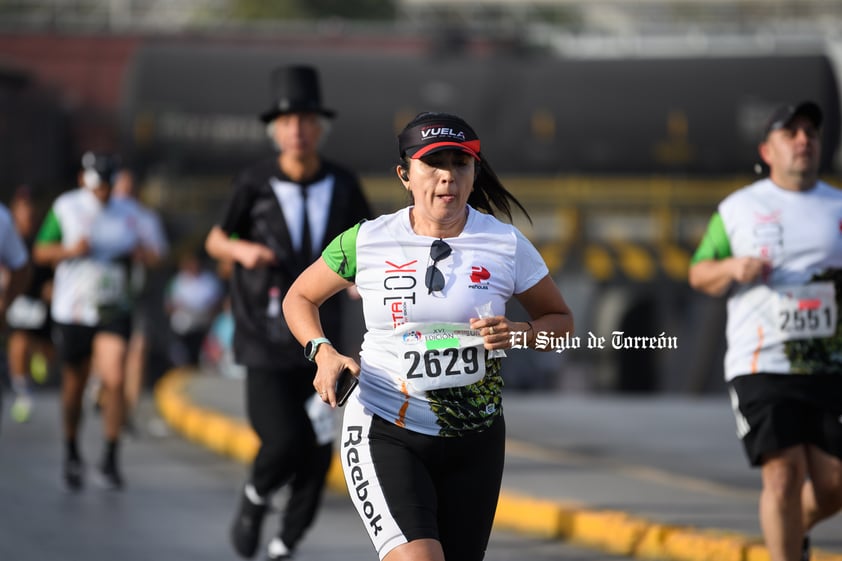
top-left (340, 394), bottom-right (505, 561)
top-left (728, 373), bottom-right (842, 466)
top-left (52, 317), bottom-right (132, 365)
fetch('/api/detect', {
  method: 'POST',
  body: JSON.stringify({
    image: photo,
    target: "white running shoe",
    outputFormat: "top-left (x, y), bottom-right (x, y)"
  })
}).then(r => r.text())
top-left (10, 394), bottom-right (32, 423)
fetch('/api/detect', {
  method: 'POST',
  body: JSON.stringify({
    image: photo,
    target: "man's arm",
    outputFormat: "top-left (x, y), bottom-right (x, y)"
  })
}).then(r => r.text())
top-left (32, 208), bottom-right (89, 267)
top-left (205, 225), bottom-right (277, 270)
top-left (689, 257), bottom-right (769, 298)
top-left (687, 210), bottom-right (770, 297)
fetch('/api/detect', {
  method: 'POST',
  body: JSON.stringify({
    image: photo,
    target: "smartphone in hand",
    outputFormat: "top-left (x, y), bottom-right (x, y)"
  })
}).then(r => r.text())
top-left (336, 368), bottom-right (359, 407)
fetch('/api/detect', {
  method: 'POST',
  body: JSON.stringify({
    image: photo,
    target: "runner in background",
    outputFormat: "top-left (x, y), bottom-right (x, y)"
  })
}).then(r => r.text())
top-left (689, 101), bottom-right (842, 561)
top-left (164, 251), bottom-right (224, 368)
top-left (34, 152), bottom-right (162, 490)
top-left (110, 168), bottom-right (168, 433)
top-left (0, 198), bottom-right (30, 430)
top-left (5, 185), bottom-right (54, 423)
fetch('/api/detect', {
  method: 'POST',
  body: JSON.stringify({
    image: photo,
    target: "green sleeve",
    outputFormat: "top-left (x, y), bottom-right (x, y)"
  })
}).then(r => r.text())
top-left (690, 212), bottom-right (732, 264)
top-left (35, 209), bottom-right (62, 244)
top-left (322, 222), bottom-right (362, 281)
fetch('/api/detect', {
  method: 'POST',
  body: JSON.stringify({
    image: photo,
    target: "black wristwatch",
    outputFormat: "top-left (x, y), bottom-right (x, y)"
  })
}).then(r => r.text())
top-left (304, 337), bottom-right (332, 362)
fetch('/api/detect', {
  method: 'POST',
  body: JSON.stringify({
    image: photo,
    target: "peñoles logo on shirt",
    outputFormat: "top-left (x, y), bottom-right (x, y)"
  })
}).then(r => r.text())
top-left (469, 266), bottom-right (491, 289)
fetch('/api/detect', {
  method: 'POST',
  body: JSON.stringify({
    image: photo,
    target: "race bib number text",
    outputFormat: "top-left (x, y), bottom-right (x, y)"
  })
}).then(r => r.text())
top-left (403, 347), bottom-right (481, 380)
top-left (396, 322), bottom-right (487, 391)
top-left (776, 282), bottom-right (837, 340)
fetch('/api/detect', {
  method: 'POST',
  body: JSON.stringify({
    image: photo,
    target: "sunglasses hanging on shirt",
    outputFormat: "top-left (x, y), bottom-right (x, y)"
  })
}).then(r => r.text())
top-left (425, 239), bottom-right (452, 294)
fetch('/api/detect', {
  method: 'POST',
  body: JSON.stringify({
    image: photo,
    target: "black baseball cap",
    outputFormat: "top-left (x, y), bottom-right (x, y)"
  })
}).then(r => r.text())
top-left (762, 101), bottom-right (822, 139)
top-left (81, 151), bottom-right (119, 188)
top-left (398, 112), bottom-right (481, 161)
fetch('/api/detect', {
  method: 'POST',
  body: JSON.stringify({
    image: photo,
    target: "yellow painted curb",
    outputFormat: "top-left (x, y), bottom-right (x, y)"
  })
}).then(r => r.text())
top-left (194, 412), bottom-right (236, 456)
top-left (746, 543), bottom-right (773, 561)
top-left (570, 509), bottom-right (650, 556)
top-left (662, 528), bottom-right (747, 561)
top-left (493, 491), bottom-right (579, 538)
top-left (154, 369), bottom-right (842, 561)
top-left (326, 452), bottom-right (346, 493)
top-left (634, 522), bottom-right (680, 559)
top-left (227, 425), bottom-right (260, 464)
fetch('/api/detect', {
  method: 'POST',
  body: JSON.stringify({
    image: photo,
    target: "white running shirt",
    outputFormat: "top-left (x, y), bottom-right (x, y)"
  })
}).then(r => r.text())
top-left (38, 189), bottom-right (157, 326)
top-left (692, 179), bottom-right (842, 380)
top-left (323, 206), bottom-right (548, 436)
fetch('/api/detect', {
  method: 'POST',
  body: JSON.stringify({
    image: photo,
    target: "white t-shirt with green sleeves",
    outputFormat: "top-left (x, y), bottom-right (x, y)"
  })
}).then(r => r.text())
top-left (37, 189), bottom-right (153, 326)
top-left (323, 205), bottom-right (548, 436)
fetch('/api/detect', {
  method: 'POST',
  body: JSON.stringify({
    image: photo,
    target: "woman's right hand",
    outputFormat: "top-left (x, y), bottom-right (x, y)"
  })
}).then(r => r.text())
top-left (312, 347), bottom-right (360, 408)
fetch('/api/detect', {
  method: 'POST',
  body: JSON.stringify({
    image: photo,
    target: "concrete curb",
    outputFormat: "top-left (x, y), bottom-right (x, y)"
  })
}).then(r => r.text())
top-left (154, 369), bottom-right (842, 561)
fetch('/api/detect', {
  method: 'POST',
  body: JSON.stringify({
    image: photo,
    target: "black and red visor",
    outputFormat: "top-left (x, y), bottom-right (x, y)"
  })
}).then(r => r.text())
top-left (398, 113), bottom-right (481, 161)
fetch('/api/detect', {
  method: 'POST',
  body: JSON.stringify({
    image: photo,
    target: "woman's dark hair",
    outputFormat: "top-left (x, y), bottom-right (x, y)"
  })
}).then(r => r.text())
top-left (398, 112), bottom-right (531, 224)
top-left (470, 155), bottom-right (531, 224)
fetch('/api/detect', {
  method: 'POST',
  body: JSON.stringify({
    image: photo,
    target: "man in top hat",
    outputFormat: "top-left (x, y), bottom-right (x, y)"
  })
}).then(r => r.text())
top-left (205, 65), bottom-right (371, 560)
top-left (689, 101), bottom-right (842, 561)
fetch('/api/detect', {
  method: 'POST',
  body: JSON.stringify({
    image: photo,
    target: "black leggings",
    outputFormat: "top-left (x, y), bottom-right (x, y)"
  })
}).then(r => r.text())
top-left (341, 399), bottom-right (505, 561)
top-left (245, 366), bottom-right (333, 549)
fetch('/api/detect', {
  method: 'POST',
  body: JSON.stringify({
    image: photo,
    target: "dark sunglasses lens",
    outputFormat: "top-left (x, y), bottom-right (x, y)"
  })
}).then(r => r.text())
top-left (430, 240), bottom-right (452, 261)
top-left (425, 266), bottom-right (445, 293)
top-left (426, 239), bottom-right (451, 293)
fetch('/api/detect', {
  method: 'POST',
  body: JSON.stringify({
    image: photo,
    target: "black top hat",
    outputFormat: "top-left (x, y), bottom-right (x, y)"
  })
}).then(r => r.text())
top-left (259, 65), bottom-right (336, 123)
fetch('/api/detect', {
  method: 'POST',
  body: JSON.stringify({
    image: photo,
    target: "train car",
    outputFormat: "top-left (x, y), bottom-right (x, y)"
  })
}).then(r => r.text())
top-left (120, 41), bottom-right (840, 177)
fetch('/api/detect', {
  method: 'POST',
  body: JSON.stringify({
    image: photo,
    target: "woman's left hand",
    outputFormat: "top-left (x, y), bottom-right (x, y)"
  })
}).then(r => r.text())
top-left (470, 315), bottom-right (513, 350)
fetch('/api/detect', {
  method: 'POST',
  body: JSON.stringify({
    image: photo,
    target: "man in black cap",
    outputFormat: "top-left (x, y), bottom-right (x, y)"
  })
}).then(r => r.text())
top-left (689, 101), bottom-right (842, 561)
top-left (205, 65), bottom-right (371, 560)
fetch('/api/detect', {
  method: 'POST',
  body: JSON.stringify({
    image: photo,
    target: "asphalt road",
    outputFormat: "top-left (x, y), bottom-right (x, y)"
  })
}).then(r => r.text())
top-left (0, 389), bottom-right (630, 561)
